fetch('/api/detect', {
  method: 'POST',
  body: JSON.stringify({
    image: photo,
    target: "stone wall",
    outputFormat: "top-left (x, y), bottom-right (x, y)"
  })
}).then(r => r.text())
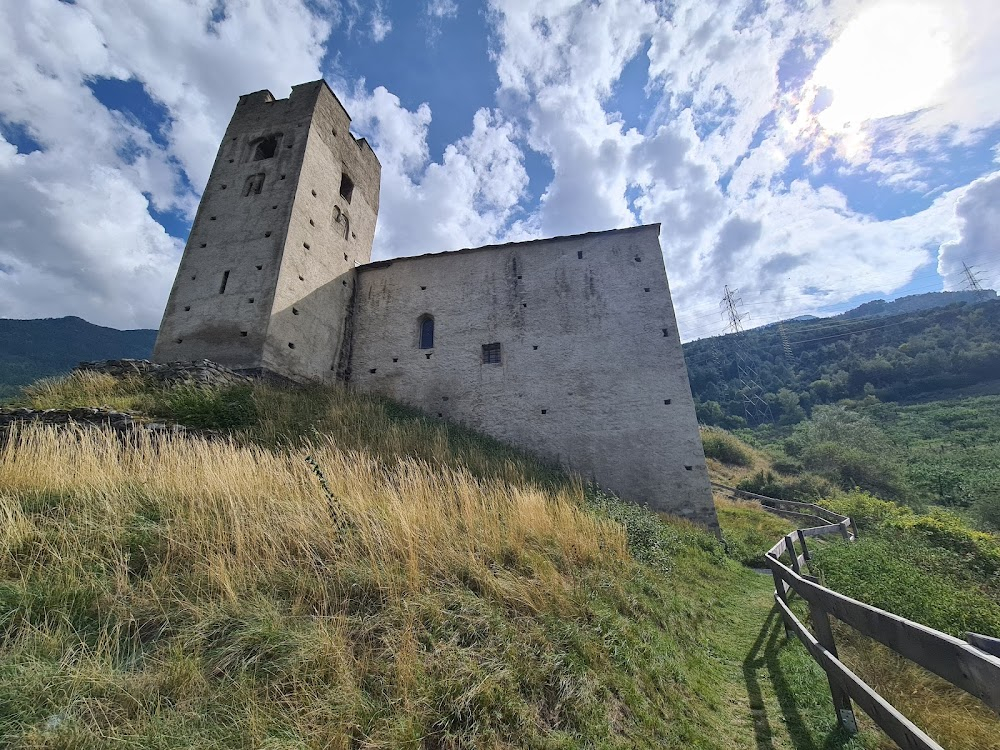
top-left (349, 225), bottom-right (718, 529)
top-left (77, 359), bottom-right (251, 388)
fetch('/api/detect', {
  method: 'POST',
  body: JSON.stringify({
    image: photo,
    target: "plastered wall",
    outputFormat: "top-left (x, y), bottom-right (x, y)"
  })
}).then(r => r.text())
top-left (350, 225), bottom-right (718, 528)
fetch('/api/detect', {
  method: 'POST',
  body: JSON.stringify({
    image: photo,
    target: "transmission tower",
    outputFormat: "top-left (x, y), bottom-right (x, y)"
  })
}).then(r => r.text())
top-left (777, 321), bottom-right (794, 364)
top-left (962, 261), bottom-right (985, 292)
top-left (720, 285), bottom-right (774, 425)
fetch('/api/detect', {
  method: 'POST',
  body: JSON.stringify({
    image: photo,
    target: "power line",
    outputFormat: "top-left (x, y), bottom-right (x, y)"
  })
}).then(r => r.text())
top-left (963, 261), bottom-right (985, 292)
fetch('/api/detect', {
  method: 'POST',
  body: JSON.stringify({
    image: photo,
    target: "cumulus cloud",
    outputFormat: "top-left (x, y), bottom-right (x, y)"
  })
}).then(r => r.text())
top-left (343, 84), bottom-right (528, 257)
top-left (0, 0), bottom-right (329, 327)
top-left (938, 172), bottom-right (1000, 289)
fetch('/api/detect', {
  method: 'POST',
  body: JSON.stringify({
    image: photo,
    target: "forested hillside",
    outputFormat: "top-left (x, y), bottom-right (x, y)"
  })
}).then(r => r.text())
top-left (684, 297), bottom-right (1000, 427)
top-left (0, 317), bottom-right (156, 399)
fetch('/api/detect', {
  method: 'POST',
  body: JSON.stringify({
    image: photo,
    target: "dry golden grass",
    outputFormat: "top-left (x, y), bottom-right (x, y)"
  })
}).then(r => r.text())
top-left (836, 628), bottom-right (1000, 750)
top-left (1, 423), bottom-right (624, 610)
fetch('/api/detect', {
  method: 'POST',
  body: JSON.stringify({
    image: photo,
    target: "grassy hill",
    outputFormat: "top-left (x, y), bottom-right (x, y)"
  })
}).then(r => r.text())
top-left (0, 317), bottom-right (156, 400)
top-left (0, 372), bottom-right (878, 749)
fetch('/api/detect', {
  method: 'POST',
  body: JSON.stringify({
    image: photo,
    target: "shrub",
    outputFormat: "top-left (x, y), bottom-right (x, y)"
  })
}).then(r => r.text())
top-left (700, 428), bottom-right (752, 467)
top-left (154, 385), bottom-right (259, 429)
top-left (973, 494), bottom-right (1000, 532)
top-left (736, 470), bottom-right (832, 502)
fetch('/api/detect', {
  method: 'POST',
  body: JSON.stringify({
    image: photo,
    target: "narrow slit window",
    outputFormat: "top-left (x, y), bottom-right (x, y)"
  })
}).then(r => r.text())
top-left (482, 342), bottom-right (501, 365)
top-left (418, 316), bottom-right (434, 349)
top-left (252, 135), bottom-right (278, 161)
top-left (339, 172), bottom-right (354, 203)
top-left (219, 270), bottom-right (230, 294)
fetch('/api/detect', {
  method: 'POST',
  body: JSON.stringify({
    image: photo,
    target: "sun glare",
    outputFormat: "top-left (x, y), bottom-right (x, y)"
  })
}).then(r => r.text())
top-left (809, 1), bottom-right (954, 136)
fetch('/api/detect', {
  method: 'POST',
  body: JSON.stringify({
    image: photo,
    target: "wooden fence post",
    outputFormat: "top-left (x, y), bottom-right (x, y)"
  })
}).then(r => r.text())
top-left (796, 529), bottom-right (811, 573)
top-left (785, 535), bottom-right (801, 575)
top-left (811, 603), bottom-right (859, 734)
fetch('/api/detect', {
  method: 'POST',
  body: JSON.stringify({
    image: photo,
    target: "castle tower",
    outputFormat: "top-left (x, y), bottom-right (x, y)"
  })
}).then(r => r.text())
top-left (153, 80), bottom-right (380, 382)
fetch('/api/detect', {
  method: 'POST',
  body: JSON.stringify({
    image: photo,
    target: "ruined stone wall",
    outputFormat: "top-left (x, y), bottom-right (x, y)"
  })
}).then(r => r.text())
top-left (349, 225), bottom-right (717, 528)
top-left (153, 81), bottom-right (381, 383)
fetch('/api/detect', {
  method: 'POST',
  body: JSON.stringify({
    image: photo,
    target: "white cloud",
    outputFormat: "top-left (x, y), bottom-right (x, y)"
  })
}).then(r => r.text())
top-left (370, 2), bottom-right (392, 42)
top-left (0, 0), bottom-right (330, 328)
top-left (938, 171), bottom-right (1000, 289)
top-left (426, 0), bottom-right (458, 19)
top-left (343, 84), bottom-right (528, 257)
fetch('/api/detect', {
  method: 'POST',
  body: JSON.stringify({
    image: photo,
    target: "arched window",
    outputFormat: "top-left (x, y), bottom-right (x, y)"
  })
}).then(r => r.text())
top-left (333, 205), bottom-right (350, 240)
top-left (243, 173), bottom-right (265, 196)
top-left (252, 135), bottom-right (279, 161)
top-left (418, 315), bottom-right (434, 349)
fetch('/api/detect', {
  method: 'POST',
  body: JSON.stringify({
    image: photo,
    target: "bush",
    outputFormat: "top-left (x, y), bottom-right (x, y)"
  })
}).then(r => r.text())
top-left (736, 470), bottom-right (832, 502)
top-left (700, 429), bottom-right (752, 467)
top-left (973, 495), bottom-right (1000, 532)
top-left (153, 385), bottom-right (259, 429)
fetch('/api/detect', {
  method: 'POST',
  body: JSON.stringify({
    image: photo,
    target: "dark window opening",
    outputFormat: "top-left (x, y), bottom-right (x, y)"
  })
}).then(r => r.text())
top-left (292, 307), bottom-right (299, 315)
top-left (240, 331), bottom-right (248, 337)
top-left (243, 173), bottom-right (265, 196)
top-left (425, 352), bottom-right (432, 359)
top-left (220, 184), bottom-right (227, 190)
top-left (342, 279), bottom-right (347, 286)
top-left (541, 409), bottom-right (547, 414)
top-left (175, 338), bottom-right (182, 344)
top-left (248, 297), bottom-right (254, 303)
top-left (264, 231), bottom-right (271, 237)
top-left (577, 251), bottom-right (583, 259)
top-left (392, 357), bottom-right (398, 363)
top-left (482, 342), bottom-right (501, 365)
top-left (664, 399), bottom-right (671, 405)
top-left (419, 316), bottom-right (434, 349)
top-left (256, 265), bottom-right (263, 270)
top-left (184, 306), bottom-right (190, 311)
top-left (219, 270), bottom-right (230, 294)
top-left (684, 465), bottom-right (693, 471)
top-left (532, 345), bottom-right (538, 350)
top-left (522, 303), bottom-right (527, 308)
top-left (340, 172), bottom-right (354, 203)
top-left (309, 219), bottom-right (315, 226)
top-left (191, 275), bottom-right (196, 280)
top-left (311, 189), bottom-right (317, 197)
top-left (370, 368), bottom-right (376, 374)
top-left (442, 396), bottom-right (449, 401)
top-left (420, 285), bottom-right (426, 290)
top-left (199, 243), bottom-right (206, 248)
top-left (635, 256), bottom-right (642, 262)
top-left (662, 328), bottom-right (669, 337)
top-left (517, 275), bottom-right (522, 280)
top-left (644, 288), bottom-right (650, 292)
top-left (252, 136), bottom-right (278, 161)
top-left (303, 242), bottom-right (310, 250)
top-left (210, 216), bottom-right (216, 221)
top-left (344, 253), bottom-right (348, 261)
top-left (288, 342), bottom-right (295, 349)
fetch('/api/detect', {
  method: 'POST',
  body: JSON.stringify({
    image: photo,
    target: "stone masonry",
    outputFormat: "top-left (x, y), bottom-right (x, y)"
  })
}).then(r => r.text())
top-left (152, 80), bottom-right (718, 529)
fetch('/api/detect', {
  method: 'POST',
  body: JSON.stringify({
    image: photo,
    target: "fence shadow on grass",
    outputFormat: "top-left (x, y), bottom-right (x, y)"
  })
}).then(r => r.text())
top-left (743, 607), bottom-right (857, 750)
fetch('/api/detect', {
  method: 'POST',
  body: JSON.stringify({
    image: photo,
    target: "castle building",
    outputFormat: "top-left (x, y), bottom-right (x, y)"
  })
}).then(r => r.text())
top-left (153, 80), bottom-right (718, 530)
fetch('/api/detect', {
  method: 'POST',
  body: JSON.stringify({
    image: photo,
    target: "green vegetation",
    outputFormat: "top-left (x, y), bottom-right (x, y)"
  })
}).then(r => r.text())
top-left (0, 374), bottom-right (875, 749)
top-left (685, 297), bottom-right (1000, 427)
top-left (701, 427), bottom-right (753, 467)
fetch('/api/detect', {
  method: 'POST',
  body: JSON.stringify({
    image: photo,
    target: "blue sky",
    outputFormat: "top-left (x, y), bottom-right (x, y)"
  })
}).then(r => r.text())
top-left (1, 0), bottom-right (998, 339)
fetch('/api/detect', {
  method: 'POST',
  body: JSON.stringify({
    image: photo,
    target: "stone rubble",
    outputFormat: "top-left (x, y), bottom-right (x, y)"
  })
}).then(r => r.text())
top-left (75, 358), bottom-right (251, 388)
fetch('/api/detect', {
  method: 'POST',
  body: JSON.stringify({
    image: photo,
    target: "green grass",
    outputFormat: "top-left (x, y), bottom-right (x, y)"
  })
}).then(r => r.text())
top-left (0, 373), bottom-right (880, 749)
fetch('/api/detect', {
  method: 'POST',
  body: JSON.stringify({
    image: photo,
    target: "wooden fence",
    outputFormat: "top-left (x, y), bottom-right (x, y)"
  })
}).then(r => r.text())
top-left (713, 482), bottom-right (1000, 750)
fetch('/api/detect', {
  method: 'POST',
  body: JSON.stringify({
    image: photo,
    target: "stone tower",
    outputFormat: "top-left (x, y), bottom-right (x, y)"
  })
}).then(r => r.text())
top-left (153, 80), bottom-right (381, 381)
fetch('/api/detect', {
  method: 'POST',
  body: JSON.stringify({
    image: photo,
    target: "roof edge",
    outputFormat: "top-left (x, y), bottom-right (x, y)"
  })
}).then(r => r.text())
top-left (359, 223), bottom-right (661, 271)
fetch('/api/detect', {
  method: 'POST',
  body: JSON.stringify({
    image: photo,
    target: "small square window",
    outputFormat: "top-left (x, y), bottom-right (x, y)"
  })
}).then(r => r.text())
top-left (340, 172), bottom-right (354, 203)
top-left (482, 342), bottom-right (501, 365)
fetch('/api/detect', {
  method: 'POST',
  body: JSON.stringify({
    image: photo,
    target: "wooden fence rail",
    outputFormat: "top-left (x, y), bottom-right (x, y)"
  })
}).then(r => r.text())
top-left (712, 482), bottom-right (1000, 748)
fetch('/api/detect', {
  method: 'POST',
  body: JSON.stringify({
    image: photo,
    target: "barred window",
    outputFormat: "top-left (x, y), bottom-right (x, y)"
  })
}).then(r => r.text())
top-left (482, 342), bottom-right (501, 364)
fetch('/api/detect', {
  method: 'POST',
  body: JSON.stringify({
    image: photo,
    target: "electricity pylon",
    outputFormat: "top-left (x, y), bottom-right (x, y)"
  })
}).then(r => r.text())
top-left (721, 285), bottom-right (773, 425)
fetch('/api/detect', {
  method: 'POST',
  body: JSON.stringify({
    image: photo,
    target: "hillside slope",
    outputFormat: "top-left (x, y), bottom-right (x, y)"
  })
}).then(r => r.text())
top-left (0, 317), bottom-right (156, 399)
top-left (684, 297), bottom-right (1000, 426)
top-left (0, 374), bottom-right (873, 749)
